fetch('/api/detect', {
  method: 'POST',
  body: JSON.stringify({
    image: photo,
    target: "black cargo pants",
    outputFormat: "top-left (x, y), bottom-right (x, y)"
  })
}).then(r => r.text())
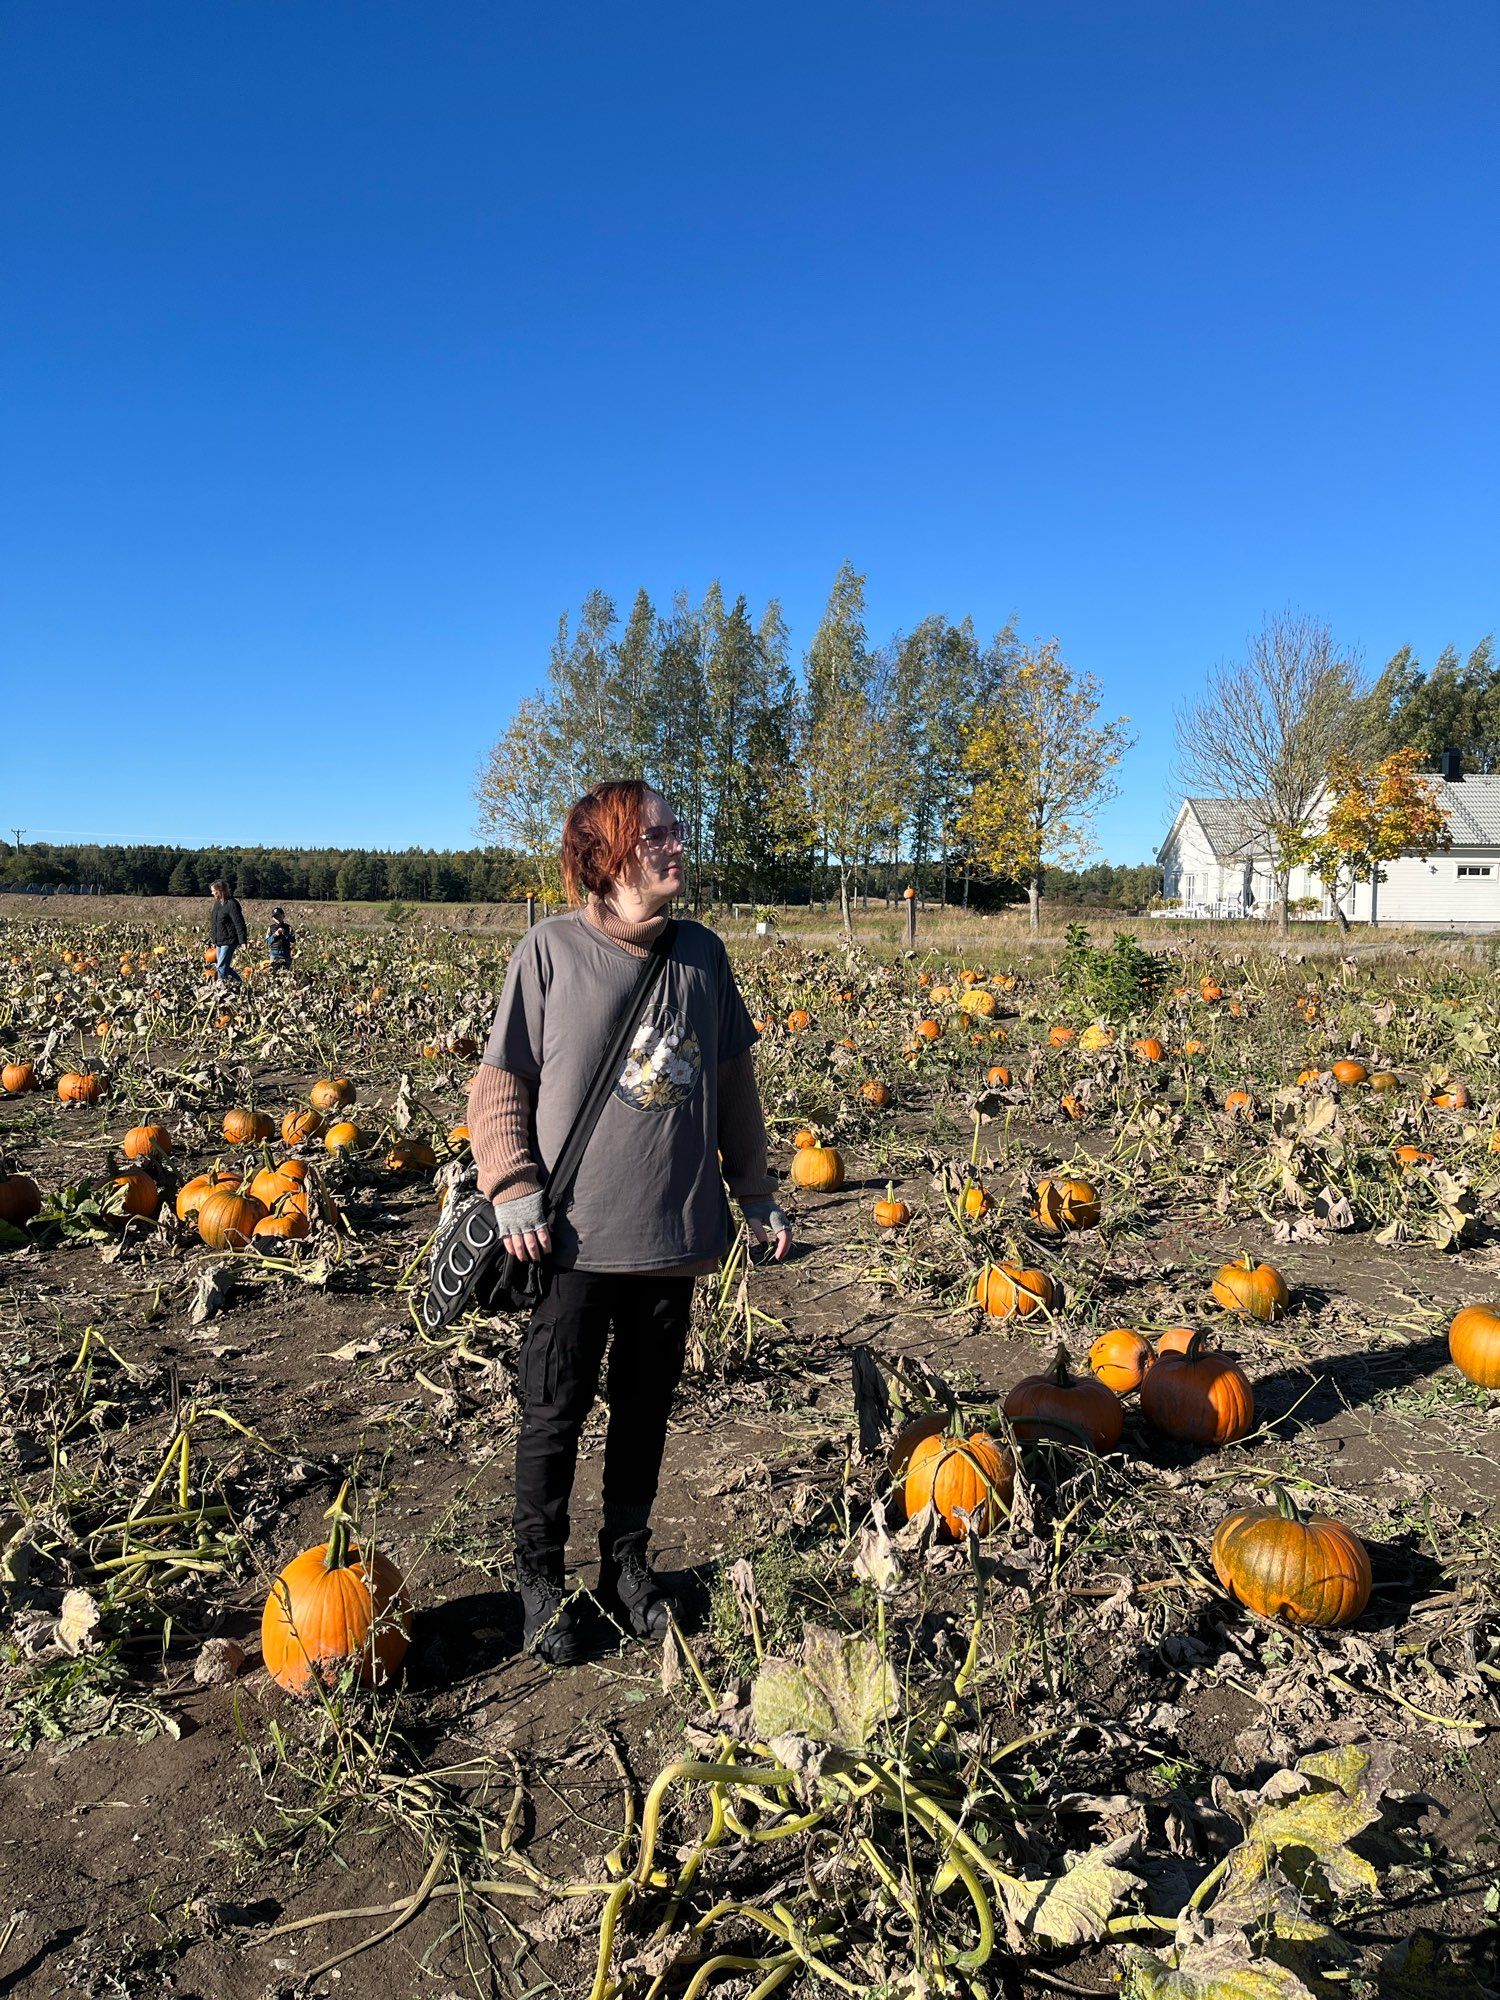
top-left (512, 1268), bottom-right (695, 1559)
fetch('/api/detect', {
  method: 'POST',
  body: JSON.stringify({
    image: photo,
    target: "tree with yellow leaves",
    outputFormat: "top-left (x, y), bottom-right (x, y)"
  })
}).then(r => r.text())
top-left (959, 640), bottom-right (1132, 932)
top-left (1288, 745), bottom-right (1451, 929)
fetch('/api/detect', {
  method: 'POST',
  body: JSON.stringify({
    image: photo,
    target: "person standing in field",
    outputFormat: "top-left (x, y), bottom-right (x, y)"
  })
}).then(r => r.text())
top-left (266, 906), bottom-right (295, 970)
top-left (209, 880), bottom-right (249, 985)
top-left (467, 779), bottom-right (792, 1664)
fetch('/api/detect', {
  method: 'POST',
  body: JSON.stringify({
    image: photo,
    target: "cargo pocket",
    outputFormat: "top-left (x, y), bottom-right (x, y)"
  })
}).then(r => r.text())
top-left (518, 1320), bottom-right (560, 1408)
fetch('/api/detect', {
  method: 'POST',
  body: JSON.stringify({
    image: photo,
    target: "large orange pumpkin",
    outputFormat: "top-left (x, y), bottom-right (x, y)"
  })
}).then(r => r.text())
top-left (0, 1174), bottom-right (42, 1226)
top-left (223, 1108), bottom-right (274, 1146)
top-left (109, 1171), bottom-right (161, 1220)
top-left (1141, 1329), bottom-right (1255, 1445)
top-left (1330, 1059), bottom-right (1368, 1086)
top-left (972, 1262), bottom-right (1055, 1319)
top-left (197, 1189), bottom-right (267, 1250)
top-left (310, 1078), bottom-right (355, 1112)
top-left (1035, 1177), bottom-right (1100, 1233)
top-left (261, 1487), bottom-right (410, 1694)
top-left (903, 1431), bottom-right (1013, 1538)
top-left (122, 1124), bottom-right (173, 1160)
top-left (57, 1071), bottom-right (103, 1104)
top-left (323, 1120), bottom-right (367, 1155)
top-left (251, 1159), bottom-right (310, 1208)
top-left (1003, 1348), bottom-right (1124, 1452)
top-left (1212, 1255), bottom-right (1290, 1323)
top-left (790, 1145), bottom-right (845, 1191)
top-left (176, 1171), bottom-right (240, 1223)
top-left (1, 1063), bottom-right (37, 1095)
top-left (281, 1108), bottom-right (324, 1147)
top-left (1211, 1488), bottom-right (1372, 1628)
top-left (1448, 1304), bottom-right (1500, 1389)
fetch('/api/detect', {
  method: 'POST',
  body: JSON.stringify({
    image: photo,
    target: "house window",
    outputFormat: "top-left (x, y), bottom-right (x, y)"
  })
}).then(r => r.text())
top-left (1456, 864), bottom-right (1492, 879)
top-left (1182, 874), bottom-right (1195, 901)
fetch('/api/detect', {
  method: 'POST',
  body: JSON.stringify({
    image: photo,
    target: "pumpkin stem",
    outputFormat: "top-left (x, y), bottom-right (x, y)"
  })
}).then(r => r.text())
top-left (1270, 1483), bottom-right (1304, 1524)
top-left (1047, 1343), bottom-right (1074, 1385)
top-left (322, 1481), bottom-right (358, 1571)
top-left (885, 1181), bottom-right (895, 1204)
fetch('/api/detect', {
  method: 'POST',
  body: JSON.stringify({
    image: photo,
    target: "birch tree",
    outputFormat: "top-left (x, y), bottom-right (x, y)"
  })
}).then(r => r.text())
top-left (959, 639), bottom-right (1130, 932)
top-left (474, 693), bottom-right (568, 899)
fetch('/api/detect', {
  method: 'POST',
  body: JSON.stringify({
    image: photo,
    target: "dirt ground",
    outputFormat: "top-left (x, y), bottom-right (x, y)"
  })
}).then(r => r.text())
top-left (1, 910), bottom-right (1497, 1999)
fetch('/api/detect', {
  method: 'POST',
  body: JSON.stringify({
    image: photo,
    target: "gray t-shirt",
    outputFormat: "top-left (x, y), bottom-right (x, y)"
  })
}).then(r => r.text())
top-left (482, 912), bottom-right (759, 1272)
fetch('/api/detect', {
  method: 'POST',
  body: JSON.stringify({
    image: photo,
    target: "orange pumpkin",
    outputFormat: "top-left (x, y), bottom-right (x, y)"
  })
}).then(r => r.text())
top-left (961, 1182), bottom-right (994, 1219)
top-left (903, 1431), bottom-right (1013, 1538)
top-left (786, 1009), bottom-right (812, 1033)
top-left (223, 1109), bottom-right (274, 1146)
top-left (386, 1138), bottom-right (438, 1173)
top-left (1431, 1083), bottom-right (1471, 1110)
top-left (1223, 1090), bottom-right (1254, 1119)
top-left (985, 1064), bottom-right (1011, 1087)
top-left (197, 1189), bottom-right (267, 1250)
top-left (1035, 1177), bottom-right (1100, 1232)
top-left (790, 1144), bottom-right (844, 1192)
top-left (972, 1262), bottom-right (1055, 1320)
top-left (122, 1123), bottom-right (172, 1160)
top-left (1331, 1059), bottom-right (1367, 1086)
top-left (1004, 1347), bottom-right (1124, 1452)
top-left (57, 1071), bottom-right (103, 1104)
top-left (1060, 1092), bottom-right (1085, 1122)
top-left (109, 1171), bottom-right (161, 1220)
top-left (0, 1174), bottom-right (42, 1226)
top-left (1132, 1037), bottom-right (1165, 1063)
top-left (1448, 1304), bottom-right (1500, 1388)
top-left (323, 1121), bottom-right (366, 1155)
top-left (251, 1159), bottom-right (310, 1208)
top-left (1141, 1329), bottom-right (1254, 1445)
top-left (859, 1079), bottom-right (891, 1108)
top-left (1393, 1145), bottom-right (1435, 1171)
top-left (310, 1078), bottom-right (355, 1111)
top-left (1212, 1255), bottom-right (1290, 1323)
top-left (254, 1202), bottom-right (312, 1245)
top-left (1, 1062), bottom-right (37, 1094)
top-left (1048, 1025), bottom-right (1076, 1048)
top-left (176, 1171), bottom-right (240, 1223)
top-left (1088, 1328), bottom-right (1154, 1395)
top-left (260, 1487), bottom-right (409, 1694)
top-left (915, 1018), bottom-right (942, 1041)
top-left (1212, 1488), bottom-right (1372, 1628)
top-left (281, 1109), bottom-right (324, 1147)
top-left (873, 1184), bottom-right (910, 1228)
top-left (1200, 980), bottom-right (1223, 1003)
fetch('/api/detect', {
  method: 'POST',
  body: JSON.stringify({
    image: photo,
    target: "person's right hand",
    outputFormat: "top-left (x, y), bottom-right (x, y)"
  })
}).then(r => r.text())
top-left (499, 1215), bottom-right (552, 1263)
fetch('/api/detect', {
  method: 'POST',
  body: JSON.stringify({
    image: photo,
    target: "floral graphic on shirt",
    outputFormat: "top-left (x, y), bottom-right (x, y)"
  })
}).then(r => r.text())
top-left (615, 1012), bottom-right (702, 1111)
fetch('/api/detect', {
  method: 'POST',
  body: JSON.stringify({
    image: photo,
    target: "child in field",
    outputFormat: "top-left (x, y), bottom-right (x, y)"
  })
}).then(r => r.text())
top-left (266, 907), bottom-right (295, 970)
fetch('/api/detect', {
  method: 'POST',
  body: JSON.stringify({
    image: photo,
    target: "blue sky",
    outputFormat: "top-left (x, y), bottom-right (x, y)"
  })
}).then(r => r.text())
top-left (3, 1), bottom-right (1495, 863)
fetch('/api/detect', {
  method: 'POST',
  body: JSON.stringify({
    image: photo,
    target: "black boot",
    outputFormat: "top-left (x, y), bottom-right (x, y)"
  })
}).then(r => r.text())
top-left (597, 1528), bottom-right (672, 1639)
top-left (515, 1550), bottom-right (583, 1665)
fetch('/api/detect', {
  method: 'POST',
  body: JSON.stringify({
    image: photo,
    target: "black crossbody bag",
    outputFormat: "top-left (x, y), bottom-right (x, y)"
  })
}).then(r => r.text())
top-left (423, 922), bottom-right (677, 1329)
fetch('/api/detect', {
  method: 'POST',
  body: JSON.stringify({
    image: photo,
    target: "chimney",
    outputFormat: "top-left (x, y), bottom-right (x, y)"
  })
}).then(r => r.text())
top-left (1440, 746), bottom-right (1464, 783)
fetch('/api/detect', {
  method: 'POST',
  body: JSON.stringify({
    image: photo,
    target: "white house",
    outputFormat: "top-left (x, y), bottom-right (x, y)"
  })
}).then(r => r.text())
top-left (1157, 764), bottom-right (1500, 929)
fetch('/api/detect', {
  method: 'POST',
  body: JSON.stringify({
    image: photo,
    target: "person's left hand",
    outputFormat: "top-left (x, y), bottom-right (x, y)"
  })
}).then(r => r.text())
top-left (746, 1207), bottom-right (793, 1262)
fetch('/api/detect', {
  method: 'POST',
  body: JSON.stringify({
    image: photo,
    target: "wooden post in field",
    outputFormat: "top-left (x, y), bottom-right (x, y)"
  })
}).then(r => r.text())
top-left (526, 892), bottom-right (536, 929)
top-left (903, 885), bottom-right (916, 945)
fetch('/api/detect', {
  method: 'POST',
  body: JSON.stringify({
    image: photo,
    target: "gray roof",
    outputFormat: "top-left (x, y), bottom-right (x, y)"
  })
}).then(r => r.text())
top-left (1182, 797), bottom-right (1267, 860)
top-left (1166, 776), bottom-right (1500, 861)
top-left (1441, 774), bottom-right (1500, 844)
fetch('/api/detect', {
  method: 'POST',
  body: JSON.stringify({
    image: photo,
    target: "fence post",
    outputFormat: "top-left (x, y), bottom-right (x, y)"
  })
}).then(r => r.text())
top-left (903, 885), bottom-right (916, 945)
top-left (526, 892), bottom-right (536, 929)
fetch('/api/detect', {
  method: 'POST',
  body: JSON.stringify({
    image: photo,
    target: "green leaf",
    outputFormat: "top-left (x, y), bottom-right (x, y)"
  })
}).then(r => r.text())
top-left (750, 1625), bottom-right (897, 1749)
top-left (1120, 1937), bottom-right (1320, 1999)
top-left (998, 1847), bottom-right (1138, 1945)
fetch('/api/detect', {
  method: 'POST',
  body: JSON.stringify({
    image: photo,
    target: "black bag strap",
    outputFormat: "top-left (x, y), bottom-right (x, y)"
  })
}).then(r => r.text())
top-left (539, 920), bottom-right (676, 1225)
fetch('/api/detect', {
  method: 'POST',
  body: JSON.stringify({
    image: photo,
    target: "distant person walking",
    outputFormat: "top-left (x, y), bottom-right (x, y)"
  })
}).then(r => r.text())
top-left (266, 906), bottom-right (295, 970)
top-left (210, 881), bottom-right (249, 985)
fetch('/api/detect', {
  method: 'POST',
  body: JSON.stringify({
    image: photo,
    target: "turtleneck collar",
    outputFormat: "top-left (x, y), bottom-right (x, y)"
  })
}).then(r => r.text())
top-left (585, 891), bottom-right (670, 955)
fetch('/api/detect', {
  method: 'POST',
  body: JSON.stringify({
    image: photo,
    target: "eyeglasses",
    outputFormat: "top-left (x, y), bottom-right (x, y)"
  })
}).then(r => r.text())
top-left (639, 819), bottom-right (689, 851)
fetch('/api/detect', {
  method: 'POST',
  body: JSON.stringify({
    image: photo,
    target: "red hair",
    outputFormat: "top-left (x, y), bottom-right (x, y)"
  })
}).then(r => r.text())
top-left (560, 778), bottom-right (659, 905)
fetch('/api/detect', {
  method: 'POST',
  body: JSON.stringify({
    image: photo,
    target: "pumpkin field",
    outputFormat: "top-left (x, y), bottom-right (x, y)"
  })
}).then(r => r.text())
top-left (1, 903), bottom-right (1497, 2000)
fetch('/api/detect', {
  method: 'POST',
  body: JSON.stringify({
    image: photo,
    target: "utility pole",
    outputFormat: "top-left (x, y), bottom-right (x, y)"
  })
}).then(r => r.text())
top-left (11, 829), bottom-right (22, 853)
